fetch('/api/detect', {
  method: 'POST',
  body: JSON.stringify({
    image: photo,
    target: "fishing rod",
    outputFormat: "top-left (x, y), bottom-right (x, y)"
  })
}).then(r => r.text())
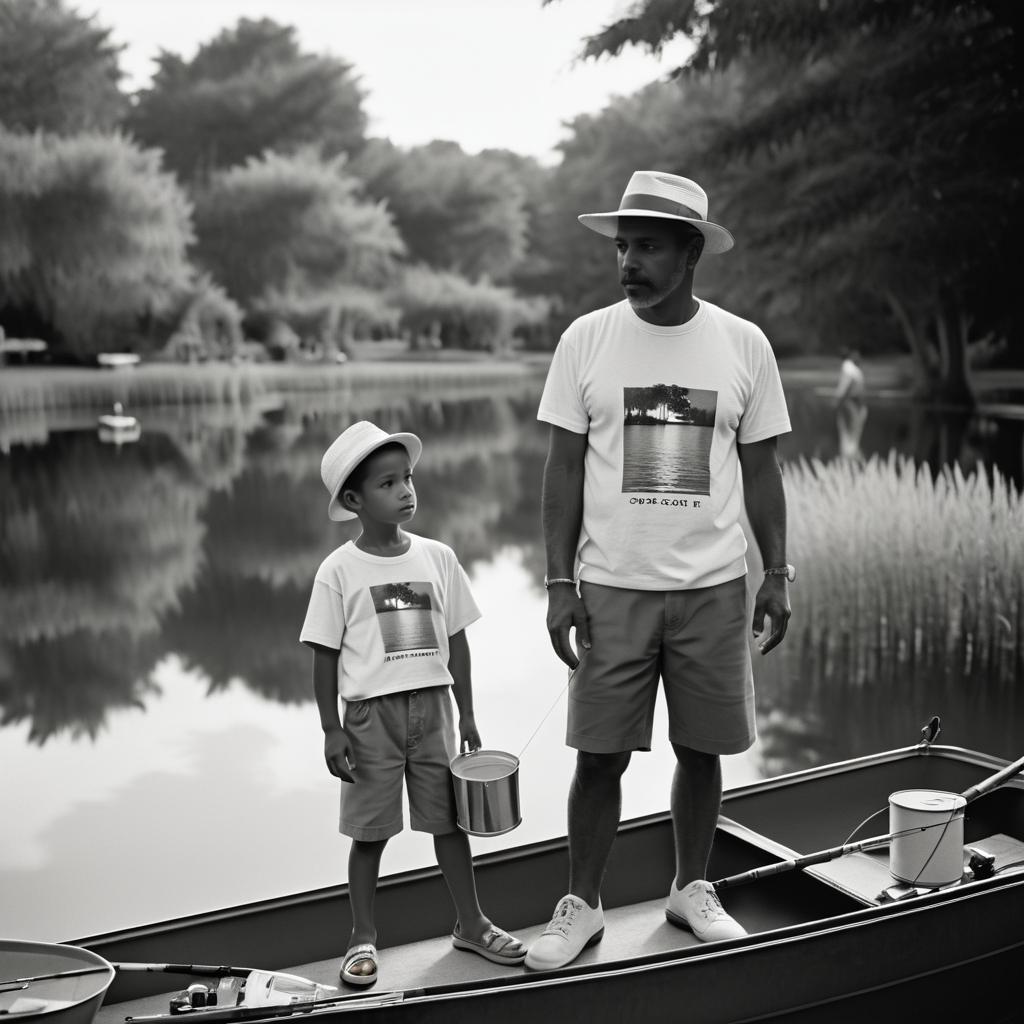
top-left (713, 750), bottom-right (1024, 892)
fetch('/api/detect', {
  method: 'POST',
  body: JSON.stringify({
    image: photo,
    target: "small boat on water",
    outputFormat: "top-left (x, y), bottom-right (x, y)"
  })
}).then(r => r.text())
top-left (97, 404), bottom-right (141, 445)
top-left (96, 354), bottom-right (140, 370)
top-left (57, 725), bottom-right (1024, 1023)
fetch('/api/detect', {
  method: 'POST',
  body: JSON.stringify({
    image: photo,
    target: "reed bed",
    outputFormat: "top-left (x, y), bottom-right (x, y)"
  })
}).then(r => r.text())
top-left (784, 453), bottom-right (1023, 688)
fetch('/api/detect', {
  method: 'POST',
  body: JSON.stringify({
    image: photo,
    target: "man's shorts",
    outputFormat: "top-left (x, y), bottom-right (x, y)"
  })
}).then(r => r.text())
top-left (339, 686), bottom-right (458, 841)
top-left (568, 577), bottom-right (755, 756)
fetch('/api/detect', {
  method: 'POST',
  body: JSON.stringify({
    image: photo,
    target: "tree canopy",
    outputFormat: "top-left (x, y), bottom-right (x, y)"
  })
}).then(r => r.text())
top-left (127, 18), bottom-right (367, 181)
top-left (0, 0), bottom-right (126, 132)
top-left (0, 129), bottom-right (194, 354)
top-left (549, 0), bottom-right (1023, 397)
top-left (353, 139), bottom-right (528, 282)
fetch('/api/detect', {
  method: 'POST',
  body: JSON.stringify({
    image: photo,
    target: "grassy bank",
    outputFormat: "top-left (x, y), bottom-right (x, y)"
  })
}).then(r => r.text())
top-left (0, 358), bottom-right (545, 418)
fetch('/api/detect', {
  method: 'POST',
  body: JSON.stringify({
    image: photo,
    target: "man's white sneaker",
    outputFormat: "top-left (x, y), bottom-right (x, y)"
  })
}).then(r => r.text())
top-left (665, 879), bottom-right (747, 941)
top-left (524, 894), bottom-right (604, 971)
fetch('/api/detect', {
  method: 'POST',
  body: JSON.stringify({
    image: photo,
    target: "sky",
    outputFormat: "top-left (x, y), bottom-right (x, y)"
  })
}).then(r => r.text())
top-left (82, 0), bottom-right (694, 164)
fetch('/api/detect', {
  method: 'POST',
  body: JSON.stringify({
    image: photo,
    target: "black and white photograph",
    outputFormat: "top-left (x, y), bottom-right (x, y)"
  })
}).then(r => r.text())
top-left (369, 581), bottom-right (439, 655)
top-left (1, 0), bottom-right (1021, 1020)
top-left (622, 383), bottom-right (716, 494)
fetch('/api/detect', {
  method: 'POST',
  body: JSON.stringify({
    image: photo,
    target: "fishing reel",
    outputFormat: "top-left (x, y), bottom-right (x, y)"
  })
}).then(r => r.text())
top-left (169, 985), bottom-right (216, 1014)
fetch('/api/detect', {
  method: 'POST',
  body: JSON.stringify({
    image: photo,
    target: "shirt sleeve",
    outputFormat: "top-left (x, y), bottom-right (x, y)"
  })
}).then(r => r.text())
top-left (444, 553), bottom-right (482, 636)
top-left (299, 574), bottom-right (345, 650)
top-left (537, 330), bottom-right (589, 434)
top-left (737, 329), bottom-right (792, 444)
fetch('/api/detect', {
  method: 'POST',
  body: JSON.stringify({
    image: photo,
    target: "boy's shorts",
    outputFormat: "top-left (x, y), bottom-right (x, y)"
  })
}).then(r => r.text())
top-left (568, 577), bottom-right (756, 756)
top-left (339, 686), bottom-right (458, 841)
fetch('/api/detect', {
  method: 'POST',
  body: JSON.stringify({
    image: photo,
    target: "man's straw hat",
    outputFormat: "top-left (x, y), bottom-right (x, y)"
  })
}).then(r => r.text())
top-left (578, 170), bottom-right (734, 254)
top-left (321, 420), bottom-right (422, 522)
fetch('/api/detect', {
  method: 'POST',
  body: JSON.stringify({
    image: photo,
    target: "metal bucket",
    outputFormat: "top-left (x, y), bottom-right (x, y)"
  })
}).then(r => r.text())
top-left (0, 940), bottom-right (115, 1024)
top-left (888, 789), bottom-right (966, 887)
top-left (450, 749), bottom-right (521, 837)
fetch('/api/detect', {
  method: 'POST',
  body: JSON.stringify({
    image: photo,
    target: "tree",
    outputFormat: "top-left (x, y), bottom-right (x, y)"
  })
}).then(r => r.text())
top-left (353, 139), bottom-right (528, 282)
top-left (191, 149), bottom-right (404, 353)
top-left (555, 0), bottom-right (1024, 402)
top-left (127, 18), bottom-right (367, 181)
top-left (0, 128), bottom-right (194, 356)
top-left (0, 0), bottom-right (126, 133)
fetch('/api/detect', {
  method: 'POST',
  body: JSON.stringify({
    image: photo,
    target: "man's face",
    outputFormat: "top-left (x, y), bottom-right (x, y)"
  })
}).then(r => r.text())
top-left (615, 218), bottom-right (702, 310)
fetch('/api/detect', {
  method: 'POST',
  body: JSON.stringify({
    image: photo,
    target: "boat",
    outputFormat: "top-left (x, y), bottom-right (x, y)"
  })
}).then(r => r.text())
top-left (97, 404), bottom-right (141, 445)
top-left (66, 724), bottom-right (1024, 1023)
top-left (96, 354), bottom-right (140, 370)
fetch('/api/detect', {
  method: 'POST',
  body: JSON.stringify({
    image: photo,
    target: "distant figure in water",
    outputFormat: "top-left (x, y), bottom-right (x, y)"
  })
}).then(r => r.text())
top-left (834, 348), bottom-right (867, 460)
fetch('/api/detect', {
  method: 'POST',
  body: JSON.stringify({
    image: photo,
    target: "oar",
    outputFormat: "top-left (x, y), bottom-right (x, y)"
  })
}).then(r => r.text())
top-left (713, 751), bottom-right (1024, 892)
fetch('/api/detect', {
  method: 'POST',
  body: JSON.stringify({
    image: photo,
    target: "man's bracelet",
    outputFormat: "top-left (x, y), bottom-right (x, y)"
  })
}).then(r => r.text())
top-left (544, 577), bottom-right (576, 589)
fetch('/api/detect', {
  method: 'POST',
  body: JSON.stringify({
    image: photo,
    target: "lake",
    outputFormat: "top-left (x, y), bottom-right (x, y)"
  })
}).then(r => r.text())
top-left (1, 364), bottom-right (1021, 942)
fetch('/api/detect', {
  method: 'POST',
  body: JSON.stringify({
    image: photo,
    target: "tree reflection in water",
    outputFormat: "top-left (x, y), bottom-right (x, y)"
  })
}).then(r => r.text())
top-left (0, 383), bottom-right (1019, 756)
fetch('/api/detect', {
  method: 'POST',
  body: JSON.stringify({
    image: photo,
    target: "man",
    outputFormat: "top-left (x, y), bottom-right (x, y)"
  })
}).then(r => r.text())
top-left (526, 171), bottom-right (793, 971)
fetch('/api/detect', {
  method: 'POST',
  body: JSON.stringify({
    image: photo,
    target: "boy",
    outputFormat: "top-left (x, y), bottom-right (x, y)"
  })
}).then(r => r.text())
top-left (300, 420), bottom-right (526, 987)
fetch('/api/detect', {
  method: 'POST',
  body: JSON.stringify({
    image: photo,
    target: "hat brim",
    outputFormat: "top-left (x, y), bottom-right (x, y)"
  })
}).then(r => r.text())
top-left (328, 432), bottom-right (423, 522)
top-left (578, 210), bottom-right (734, 254)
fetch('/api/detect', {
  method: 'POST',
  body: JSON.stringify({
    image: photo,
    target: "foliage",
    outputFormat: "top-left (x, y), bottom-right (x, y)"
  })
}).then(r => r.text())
top-left (353, 139), bottom-right (528, 282)
top-left (554, 0), bottom-right (1024, 398)
top-left (126, 18), bottom-right (367, 181)
top-left (192, 149), bottom-right (404, 331)
top-left (393, 265), bottom-right (549, 352)
top-left (784, 452), bottom-right (1023, 687)
top-left (0, 0), bottom-right (126, 133)
top-left (541, 74), bottom-right (745, 327)
top-left (160, 275), bottom-right (244, 362)
top-left (0, 128), bottom-right (194, 357)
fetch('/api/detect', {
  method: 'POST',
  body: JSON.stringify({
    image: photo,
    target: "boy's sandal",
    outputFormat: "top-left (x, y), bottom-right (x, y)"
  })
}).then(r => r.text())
top-left (340, 943), bottom-right (378, 986)
top-left (451, 925), bottom-right (527, 965)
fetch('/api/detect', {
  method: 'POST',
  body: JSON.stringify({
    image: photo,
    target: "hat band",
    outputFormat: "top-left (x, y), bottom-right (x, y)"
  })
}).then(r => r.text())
top-left (618, 192), bottom-right (704, 221)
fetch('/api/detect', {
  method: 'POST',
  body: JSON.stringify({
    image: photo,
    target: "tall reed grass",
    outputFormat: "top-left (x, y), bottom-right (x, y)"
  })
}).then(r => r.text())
top-left (784, 453), bottom-right (1023, 688)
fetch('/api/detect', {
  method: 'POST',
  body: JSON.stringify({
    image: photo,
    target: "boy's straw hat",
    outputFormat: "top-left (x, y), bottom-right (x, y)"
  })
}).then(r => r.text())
top-left (578, 170), bottom-right (734, 254)
top-left (321, 420), bottom-right (422, 522)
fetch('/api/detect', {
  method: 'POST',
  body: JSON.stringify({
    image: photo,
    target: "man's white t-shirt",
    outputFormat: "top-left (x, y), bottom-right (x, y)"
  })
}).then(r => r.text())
top-left (538, 298), bottom-right (791, 590)
top-left (300, 533), bottom-right (481, 701)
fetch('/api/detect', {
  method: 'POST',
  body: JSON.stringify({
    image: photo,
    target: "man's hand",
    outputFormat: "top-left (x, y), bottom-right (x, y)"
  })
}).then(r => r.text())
top-left (546, 583), bottom-right (591, 669)
top-left (752, 576), bottom-right (791, 655)
top-left (324, 726), bottom-right (355, 783)
top-left (459, 713), bottom-right (481, 753)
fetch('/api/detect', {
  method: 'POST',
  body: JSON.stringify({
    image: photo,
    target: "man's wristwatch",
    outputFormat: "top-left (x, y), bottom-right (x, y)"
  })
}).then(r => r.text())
top-left (764, 564), bottom-right (796, 582)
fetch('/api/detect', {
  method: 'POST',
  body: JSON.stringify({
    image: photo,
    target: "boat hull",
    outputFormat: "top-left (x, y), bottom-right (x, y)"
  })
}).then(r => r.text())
top-left (83, 743), bottom-right (1024, 1023)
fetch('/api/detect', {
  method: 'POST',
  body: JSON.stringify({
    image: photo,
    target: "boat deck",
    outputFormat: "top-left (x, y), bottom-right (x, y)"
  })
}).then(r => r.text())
top-left (95, 894), bottom-right (784, 1022)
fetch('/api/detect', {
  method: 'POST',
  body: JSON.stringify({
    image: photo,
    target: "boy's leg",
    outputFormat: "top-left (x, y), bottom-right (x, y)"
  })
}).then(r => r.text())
top-left (433, 830), bottom-right (488, 938)
top-left (348, 838), bottom-right (388, 949)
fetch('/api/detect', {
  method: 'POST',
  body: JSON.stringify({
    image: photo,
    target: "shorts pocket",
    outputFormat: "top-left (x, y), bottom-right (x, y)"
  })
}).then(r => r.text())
top-left (344, 699), bottom-right (371, 726)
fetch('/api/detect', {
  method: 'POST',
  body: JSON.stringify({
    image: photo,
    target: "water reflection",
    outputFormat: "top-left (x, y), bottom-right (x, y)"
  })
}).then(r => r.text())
top-left (1, 373), bottom-right (1021, 940)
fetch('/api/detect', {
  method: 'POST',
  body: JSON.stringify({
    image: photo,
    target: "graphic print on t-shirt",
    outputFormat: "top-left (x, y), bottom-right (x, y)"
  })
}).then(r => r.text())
top-left (370, 581), bottom-right (441, 659)
top-left (622, 385), bottom-right (717, 495)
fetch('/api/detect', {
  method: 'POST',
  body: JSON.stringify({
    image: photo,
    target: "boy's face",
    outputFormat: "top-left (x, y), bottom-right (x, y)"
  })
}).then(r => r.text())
top-left (344, 447), bottom-right (416, 525)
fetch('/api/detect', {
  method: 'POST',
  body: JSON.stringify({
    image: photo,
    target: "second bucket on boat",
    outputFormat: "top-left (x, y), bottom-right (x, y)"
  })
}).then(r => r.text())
top-left (450, 749), bottom-right (521, 837)
top-left (888, 789), bottom-right (966, 887)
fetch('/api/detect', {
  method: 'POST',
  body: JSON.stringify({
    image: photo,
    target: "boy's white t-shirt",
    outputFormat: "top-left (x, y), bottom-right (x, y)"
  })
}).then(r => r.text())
top-left (537, 298), bottom-right (791, 590)
top-left (300, 533), bottom-right (481, 701)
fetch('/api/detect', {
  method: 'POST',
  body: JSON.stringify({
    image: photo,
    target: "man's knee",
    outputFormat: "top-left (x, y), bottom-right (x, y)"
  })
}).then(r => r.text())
top-left (576, 749), bottom-right (631, 783)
